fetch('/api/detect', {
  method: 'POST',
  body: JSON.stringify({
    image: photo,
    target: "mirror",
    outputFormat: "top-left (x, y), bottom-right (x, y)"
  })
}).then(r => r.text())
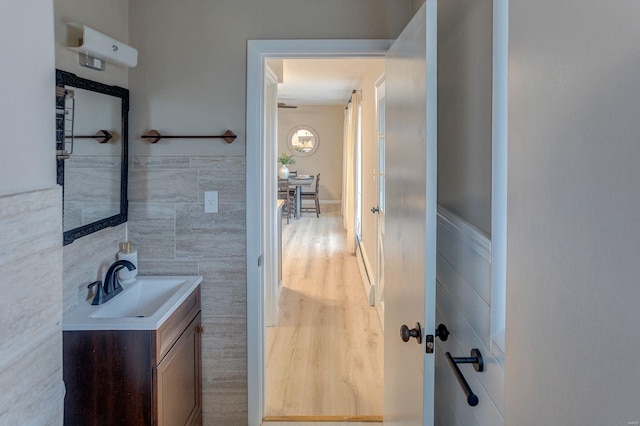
top-left (287, 125), bottom-right (319, 157)
top-left (56, 69), bottom-right (129, 245)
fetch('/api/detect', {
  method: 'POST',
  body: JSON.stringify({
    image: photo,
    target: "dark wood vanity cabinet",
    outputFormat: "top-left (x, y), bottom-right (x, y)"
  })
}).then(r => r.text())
top-left (63, 287), bottom-right (202, 425)
top-left (155, 311), bottom-right (202, 425)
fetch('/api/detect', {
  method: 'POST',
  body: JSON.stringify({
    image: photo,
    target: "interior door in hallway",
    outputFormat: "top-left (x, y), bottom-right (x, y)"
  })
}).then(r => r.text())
top-left (374, 76), bottom-right (386, 326)
top-left (384, 2), bottom-right (437, 425)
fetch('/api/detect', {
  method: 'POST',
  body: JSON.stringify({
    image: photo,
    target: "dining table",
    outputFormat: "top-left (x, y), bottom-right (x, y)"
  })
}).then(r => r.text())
top-left (288, 175), bottom-right (314, 218)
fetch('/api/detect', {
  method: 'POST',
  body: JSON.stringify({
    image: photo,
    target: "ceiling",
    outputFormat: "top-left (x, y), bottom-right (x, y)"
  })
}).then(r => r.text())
top-left (272, 58), bottom-right (384, 107)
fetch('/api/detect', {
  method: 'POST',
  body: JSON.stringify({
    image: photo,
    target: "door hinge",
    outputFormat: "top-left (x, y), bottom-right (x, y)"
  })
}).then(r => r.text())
top-left (257, 255), bottom-right (263, 267)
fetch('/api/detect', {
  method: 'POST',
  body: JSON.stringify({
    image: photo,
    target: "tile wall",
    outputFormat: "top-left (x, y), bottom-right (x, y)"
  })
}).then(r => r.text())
top-left (62, 223), bottom-right (126, 312)
top-left (129, 155), bottom-right (247, 425)
top-left (0, 187), bottom-right (64, 424)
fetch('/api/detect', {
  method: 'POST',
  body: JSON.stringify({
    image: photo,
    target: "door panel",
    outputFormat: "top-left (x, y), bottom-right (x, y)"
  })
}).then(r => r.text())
top-left (375, 77), bottom-right (386, 327)
top-left (384, 2), bottom-right (437, 425)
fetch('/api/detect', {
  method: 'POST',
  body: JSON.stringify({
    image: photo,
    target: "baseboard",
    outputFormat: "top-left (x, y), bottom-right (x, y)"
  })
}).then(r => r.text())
top-left (263, 415), bottom-right (383, 422)
top-left (356, 240), bottom-right (375, 305)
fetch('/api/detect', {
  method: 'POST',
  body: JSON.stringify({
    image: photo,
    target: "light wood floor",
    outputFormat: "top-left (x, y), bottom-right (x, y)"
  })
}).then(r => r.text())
top-left (265, 205), bottom-right (384, 418)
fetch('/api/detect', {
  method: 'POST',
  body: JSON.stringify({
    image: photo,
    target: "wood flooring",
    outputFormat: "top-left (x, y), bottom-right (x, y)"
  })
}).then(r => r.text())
top-left (265, 206), bottom-right (384, 419)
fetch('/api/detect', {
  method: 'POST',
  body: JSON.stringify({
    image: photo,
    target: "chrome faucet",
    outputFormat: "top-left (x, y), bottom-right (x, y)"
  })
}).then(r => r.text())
top-left (88, 260), bottom-right (136, 305)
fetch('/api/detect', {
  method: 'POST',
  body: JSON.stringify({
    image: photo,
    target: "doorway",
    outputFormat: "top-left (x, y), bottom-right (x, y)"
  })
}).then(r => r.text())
top-left (268, 58), bottom-right (385, 420)
top-left (373, 76), bottom-right (386, 327)
top-left (246, 40), bottom-right (393, 426)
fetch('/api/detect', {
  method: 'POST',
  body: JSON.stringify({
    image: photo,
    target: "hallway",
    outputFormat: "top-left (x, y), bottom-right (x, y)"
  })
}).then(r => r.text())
top-left (264, 206), bottom-right (383, 419)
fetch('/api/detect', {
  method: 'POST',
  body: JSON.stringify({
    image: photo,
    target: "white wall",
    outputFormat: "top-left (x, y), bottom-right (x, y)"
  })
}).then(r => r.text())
top-left (277, 106), bottom-right (344, 202)
top-left (412, 0), bottom-right (427, 16)
top-left (437, 0), bottom-right (493, 235)
top-left (0, 0), bottom-right (57, 197)
top-left (0, 1), bottom-right (63, 424)
top-left (128, 0), bottom-right (412, 158)
top-left (506, 1), bottom-right (640, 424)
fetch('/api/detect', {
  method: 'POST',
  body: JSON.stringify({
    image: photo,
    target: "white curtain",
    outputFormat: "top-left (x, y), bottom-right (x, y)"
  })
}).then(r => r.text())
top-left (342, 90), bottom-right (361, 254)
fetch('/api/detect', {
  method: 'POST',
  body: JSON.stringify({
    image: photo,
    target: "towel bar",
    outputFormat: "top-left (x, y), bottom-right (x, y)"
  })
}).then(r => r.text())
top-left (141, 129), bottom-right (237, 144)
top-left (445, 348), bottom-right (483, 407)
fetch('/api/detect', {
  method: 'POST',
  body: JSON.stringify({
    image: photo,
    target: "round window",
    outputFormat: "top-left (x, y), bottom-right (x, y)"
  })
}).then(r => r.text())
top-left (287, 125), bottom-right (319, 157)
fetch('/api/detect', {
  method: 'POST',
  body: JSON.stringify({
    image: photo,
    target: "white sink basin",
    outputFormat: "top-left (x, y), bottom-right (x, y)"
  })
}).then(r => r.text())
top-left (90, 278), bottom-right (187, 319)
top-left (63, 276), bottom-right (202, 331)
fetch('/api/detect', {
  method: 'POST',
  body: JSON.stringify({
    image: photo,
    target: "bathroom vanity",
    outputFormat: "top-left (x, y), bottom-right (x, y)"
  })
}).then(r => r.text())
top-left (62, 276), bottom-right (202, 425)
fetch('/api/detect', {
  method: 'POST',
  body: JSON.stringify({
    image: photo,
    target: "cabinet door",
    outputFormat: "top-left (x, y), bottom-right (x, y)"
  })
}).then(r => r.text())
top-left (156, 313), bottom-right (202, 426)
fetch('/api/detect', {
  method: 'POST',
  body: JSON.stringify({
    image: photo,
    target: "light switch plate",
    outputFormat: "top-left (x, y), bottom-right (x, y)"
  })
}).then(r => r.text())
top-left (204, 191), bottom-right (218, 213)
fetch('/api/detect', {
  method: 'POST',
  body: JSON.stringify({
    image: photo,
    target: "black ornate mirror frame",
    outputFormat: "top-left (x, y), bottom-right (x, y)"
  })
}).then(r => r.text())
top-left (56, 69), bottom-right (129, 245)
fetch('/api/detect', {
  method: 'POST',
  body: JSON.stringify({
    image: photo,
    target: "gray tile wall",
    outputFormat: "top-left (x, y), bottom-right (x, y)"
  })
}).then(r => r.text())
top-left (62, 223), bottom-right (126, 312)
top-left (130, 155), bottom-right (247, 425)
top-left (0, 187), bottom-right (64, 425)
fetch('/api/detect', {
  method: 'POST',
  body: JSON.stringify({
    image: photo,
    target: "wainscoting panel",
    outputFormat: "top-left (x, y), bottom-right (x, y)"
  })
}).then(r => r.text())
top-left (436, 253), bottom-right (491, 349)
top-left (437, 208), bottom-right (491, 304)
top-left (435, 207), bottom-right (504, 425)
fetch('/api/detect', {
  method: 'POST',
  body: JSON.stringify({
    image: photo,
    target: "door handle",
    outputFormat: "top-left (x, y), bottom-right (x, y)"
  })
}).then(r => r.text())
top-left (400, 322), bottom-right (422, 344)
top-left (436, 323), bottom-right (450, 341)
top-left (371, 206), bottom-right (379, 213)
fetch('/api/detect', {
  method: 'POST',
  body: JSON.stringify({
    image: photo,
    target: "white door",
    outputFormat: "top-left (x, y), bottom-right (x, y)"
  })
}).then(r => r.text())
top-left (384, 2), bottom-right (437, 425)
top-left (264, 67), bottom-right (279, 327)
top-left (374, 77), bottom-right (386, 326)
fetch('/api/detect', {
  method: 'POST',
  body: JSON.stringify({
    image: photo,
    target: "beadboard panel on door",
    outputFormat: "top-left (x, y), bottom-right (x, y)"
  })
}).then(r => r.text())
top-left (435, 207), bottom-right (504, 426)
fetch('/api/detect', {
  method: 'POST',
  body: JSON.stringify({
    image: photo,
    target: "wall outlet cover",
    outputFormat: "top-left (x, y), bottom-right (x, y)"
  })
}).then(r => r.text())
top-left (204, 191), bottom-right (218, 213)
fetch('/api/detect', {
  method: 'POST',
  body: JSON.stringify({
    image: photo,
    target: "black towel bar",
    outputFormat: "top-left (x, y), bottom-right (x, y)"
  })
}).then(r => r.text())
top-left (141, 129), bottom-right (237, 144)
top-left (65, 130), bottom-right (113, 143)
top-left (445, 348), bottom-right (484, 407)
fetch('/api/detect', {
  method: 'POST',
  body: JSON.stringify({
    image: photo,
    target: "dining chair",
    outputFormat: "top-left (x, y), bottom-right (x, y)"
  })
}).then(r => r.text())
top-left (300, 173), bottom-right (320, 217)
top-left (287, 170), bottom-right (298, 197)
top-left (277, 178), bottom-right (294, 223)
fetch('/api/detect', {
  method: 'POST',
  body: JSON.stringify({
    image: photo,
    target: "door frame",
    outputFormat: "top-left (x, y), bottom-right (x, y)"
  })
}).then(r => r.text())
top-left (246, 39), bottom-right (393, 426)
top-left (373, 74), bottom-right (386, 327)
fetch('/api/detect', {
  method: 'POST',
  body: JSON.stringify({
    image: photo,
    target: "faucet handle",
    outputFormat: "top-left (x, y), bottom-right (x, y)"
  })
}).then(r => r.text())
top-left (88, 281), bottom-right (106, 305)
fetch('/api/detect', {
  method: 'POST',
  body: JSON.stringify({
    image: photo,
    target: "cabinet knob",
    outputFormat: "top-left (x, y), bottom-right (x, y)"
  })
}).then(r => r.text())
top-left (195, 326), bottom-right (204, 334)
